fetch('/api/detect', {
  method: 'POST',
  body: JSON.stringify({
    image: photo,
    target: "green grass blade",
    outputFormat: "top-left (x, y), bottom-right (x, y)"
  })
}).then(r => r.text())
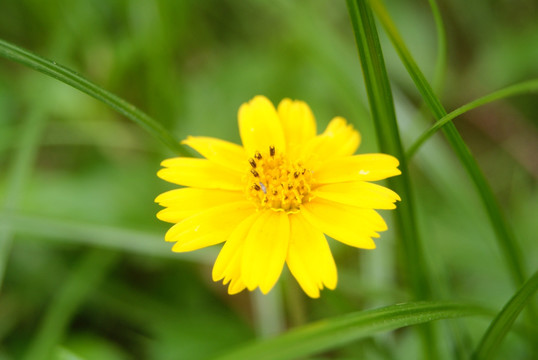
top-left (427, 0), bottom-right (447, 92)
top-left (346, 0), bottom-right (431, 301)
top-left (0, 38), bottom-right (188, 155)
top-left (214, 302), bottom-right (483, 360)
top-left (0, 109), bottom-right (47, 290)
top-left (368, 0), bottom-right (527, 287)
top-left (346, 2), bottom-right (437, 357)
top-left (2, 211), bottom-right (215, 264)
top-left (472, 270), bottom-right (538, 360)
top-left (410, 0), bottom-right (447, 152)
top-left (367, 0), bottom-right (445, 117)
top-left (22, 250), bottom-right (118, 360)
top-left (407, 79), bottom-right (538, 158)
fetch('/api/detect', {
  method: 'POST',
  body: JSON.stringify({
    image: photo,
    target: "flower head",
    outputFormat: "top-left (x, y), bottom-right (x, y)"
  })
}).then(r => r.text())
top-left (155, 96), bottom-right (401, 298)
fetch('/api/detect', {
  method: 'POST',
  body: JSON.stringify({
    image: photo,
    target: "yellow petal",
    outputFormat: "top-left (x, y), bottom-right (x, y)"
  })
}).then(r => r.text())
top-left (301, 117), bottom-right (360, 167)
top-left (302, 198), bottom-right (388, 249)
top-left (314, 154), bottom-right (401, 184)
top-left (182, 136), bottom-right (248, 173)
top-left (212, 213), bottom-right (259, 283)
top-left (241, 210), bottom-right (289, 293)
top-left (287, 213), bottom-right (337, 298)
top-left (238, 96), bottom-right (286, 157)
top-left (227, 279), bottom-right (247, 295)
top-left (155, 188), bottom-right (245, 223)
top-left (158, 158), bottom-right (243, 190)
top-left (313, 181), bottom-right (401, 210)
top-left (166, 202), bottom-right (254, 252)
top-left (277, 98), bottom-right (316, 159)
top-left (322, 116), bottom-right (361, 155)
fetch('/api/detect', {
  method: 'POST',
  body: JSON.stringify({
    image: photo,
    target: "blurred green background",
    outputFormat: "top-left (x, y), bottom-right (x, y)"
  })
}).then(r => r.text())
top-left (1, 0), bottom-right (537, 359)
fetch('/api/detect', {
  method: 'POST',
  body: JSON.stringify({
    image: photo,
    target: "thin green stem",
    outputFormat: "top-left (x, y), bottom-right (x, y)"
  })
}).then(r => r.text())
top-left (251, 286), bottom-right (286, 338)
top-left (407, 79), bottom-right (538, 158)
top-left (284, 276), bottom-right (308, 328)
top-left (368, 0), bottom-right (527, 287)
top-left (0, 38), bottom-right (189, 155)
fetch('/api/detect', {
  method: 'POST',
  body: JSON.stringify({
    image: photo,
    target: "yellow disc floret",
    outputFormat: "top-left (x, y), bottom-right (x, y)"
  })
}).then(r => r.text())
top-left (245, 146), bottom-right (312, 212)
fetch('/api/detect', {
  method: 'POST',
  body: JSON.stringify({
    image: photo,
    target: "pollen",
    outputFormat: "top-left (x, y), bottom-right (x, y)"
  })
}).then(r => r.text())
top-left (245, 146), bottom-right (313, 212)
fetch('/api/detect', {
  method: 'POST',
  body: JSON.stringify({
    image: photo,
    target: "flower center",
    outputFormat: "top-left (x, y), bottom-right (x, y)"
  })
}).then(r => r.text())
top-left (245, 146), bottom-right (312, 213)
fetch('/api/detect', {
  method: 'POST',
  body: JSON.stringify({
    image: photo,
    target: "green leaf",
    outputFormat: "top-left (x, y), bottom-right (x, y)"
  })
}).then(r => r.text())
top-left (407, 79), bottom-right (538, 158)
top-left (473, 270), bottom-right (538, 360)
top-left (0, 38), bottom-right (189, 156)
top-left (368, 0), bottom-right (527, 287)
top-left (214, 302), bottom-right (483, 360)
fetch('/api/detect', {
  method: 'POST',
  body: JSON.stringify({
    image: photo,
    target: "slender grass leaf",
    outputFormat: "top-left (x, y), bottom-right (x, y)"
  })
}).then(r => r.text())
top-left (0, 38), bottom-right (189, 155)
top-left (410, 0), bottom-right (447, 155)
top-left (2, 211), bottom-right (215, 264)
top-left (407, 79), bottom-right (538, 158)
top-left (214, 302), bottom-right (483, 360)
top-left (427, 0), bottom-right (447, 92)
top-left (473, 270), bottom-right (538, 360)
top-left (0, 109), bottom-right (46, 290)
top-left (368, 0), bottom-right (527, 287)
top-left (346, 0), bottom-right (430, 300)
top-left (346, 1), bottom-right (436, 357)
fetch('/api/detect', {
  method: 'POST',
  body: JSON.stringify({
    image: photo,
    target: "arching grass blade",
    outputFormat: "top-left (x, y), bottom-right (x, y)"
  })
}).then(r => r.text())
top-left (0, 38), bottom-right (188, 155)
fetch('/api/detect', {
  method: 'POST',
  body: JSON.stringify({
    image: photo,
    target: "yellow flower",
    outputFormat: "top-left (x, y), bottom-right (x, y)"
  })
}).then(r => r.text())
top-left (155, 96), bottom-right (401, 298)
